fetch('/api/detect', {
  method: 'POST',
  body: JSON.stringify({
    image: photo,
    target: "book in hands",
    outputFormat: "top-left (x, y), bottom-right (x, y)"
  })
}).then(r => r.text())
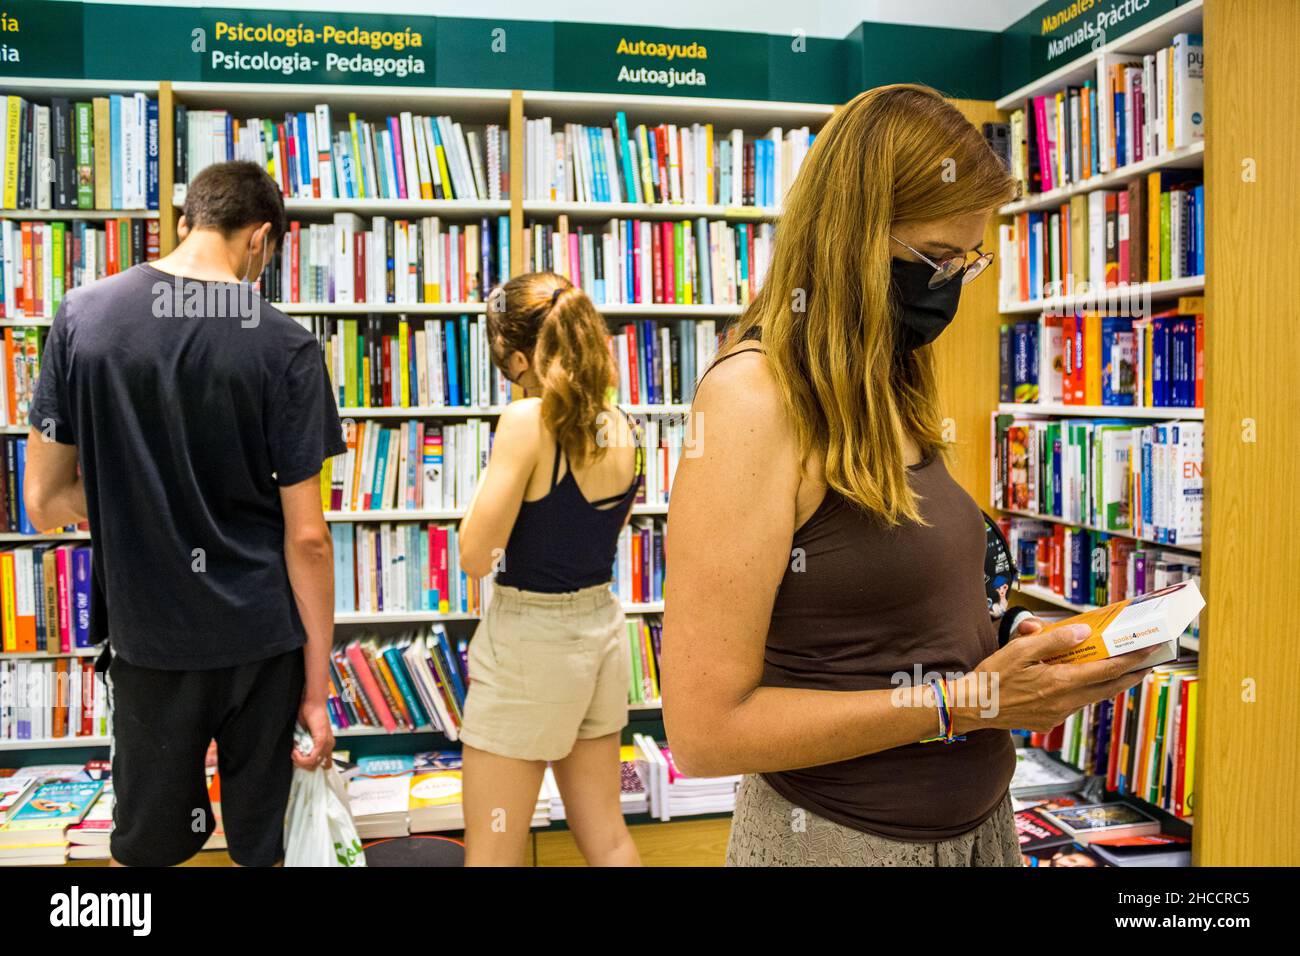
top-left (1036, 579), bottom-right (1204, 672)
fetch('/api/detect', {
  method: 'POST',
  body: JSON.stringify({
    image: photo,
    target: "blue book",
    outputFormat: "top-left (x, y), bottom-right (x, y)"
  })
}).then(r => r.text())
top-left (458, 315), bottom-right (472, 405)
top-left (625, 221), bottom-right (635, 301)
top-left (1100, 317), bottom-right (1134, 405)
top-left (332, 525), bottom-right (355, 612)
top-left (370, 428), bottom-right (390, 507)
top-left (646, 129), bottom-right (661, 201)
top-left (382, 645), bottom-right (430, 729)
top-left (1068, 528), bottom-right (1089, 606)
top-left (614, 112), bottom-right (637, 203)
top-left (1193, 185), bottom-right (1205, 275)
top-left (497, 215), bottom-right (510, 295)
top-left (694, 217), bottom-right (712, 305)
top-left (109, 95), bottom-right (122, 210)
top-left (586, 127), bottom-right (604, 202)
top-left (296, 112), bottom-right (312, 196)
top-left (1141, 431), bottom-right (1154, 530)
top-left (435, 626), bottom-right (468, 705)
top-left (72, 546), bottom-right (91, 647)
top-left (145, 98), bottom-right (159, 210)
top-left (445, 320), bottom-right (461, 406)
top-left (1052, 432), bottom-right (1063, 516)
top-left (738, 222), bottom-right (750, 292)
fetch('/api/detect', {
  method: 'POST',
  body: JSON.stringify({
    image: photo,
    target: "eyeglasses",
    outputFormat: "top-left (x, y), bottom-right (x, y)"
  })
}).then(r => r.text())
top-left (890, 235), bottom-right (994, 289)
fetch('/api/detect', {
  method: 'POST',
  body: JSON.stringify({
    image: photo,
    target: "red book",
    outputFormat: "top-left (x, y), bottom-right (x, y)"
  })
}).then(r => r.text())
top-left (1117, 191), bottom-right (1130, 283)
top-left (1174, 678), bottom-right (1192, 816)
top-left (345, 641), bottom-right (397, 732)
top-left (105, 217), bottom-right (118, 276)
top-left (624, 325), bottom-right (640, 404)
top-left (631, 530), bottom-right (643, 601)
top-left (650, 225), bottom-right (663, 303)
top-left (1061, 315), bottom-right (1076, 404)
top-left (81, 659), bottom-right (94, 736)
top-left (1016, 213), bottom-right (1030, 301)
top-left (631, 220), bottom-right (642, 302)
top-left (660, 221), bottom-right (675, 304)
top-left (19, 223), bottom-right (32, 314)
top-left (56, 546), bottom-right (73, 654)
top-left (1106, 689), bottom-right (1126, 791)
top-left (280, 122), bottom-right (293, 195)
top-left (654, 126), bottom-right (669, 202)
top-left (1050, 526), bottom-right (1065, 596)
top-left (381, 334), bottom-right (393, 406)
top-left (288, 221), bottom-right (300, 303)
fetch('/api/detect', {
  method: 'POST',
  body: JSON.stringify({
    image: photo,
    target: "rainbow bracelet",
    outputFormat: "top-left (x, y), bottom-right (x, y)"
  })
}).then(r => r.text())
top-left (919, 677), bottom-right (966, 744)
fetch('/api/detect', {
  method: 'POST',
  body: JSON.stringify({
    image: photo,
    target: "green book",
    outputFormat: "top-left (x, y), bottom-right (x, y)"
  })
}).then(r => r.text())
top-left (342, 318), bottom-right (358, 408)
top-left (1159, 192), bottom-right (1172, 281)
top-left (51, 222), bottom-right (65, 312)
top-left (673, 221), bottom-right (685, 304)
top-left (627, 621), bottom-right (644, 704)
top-left (74, 101), bottom-right (94, 209)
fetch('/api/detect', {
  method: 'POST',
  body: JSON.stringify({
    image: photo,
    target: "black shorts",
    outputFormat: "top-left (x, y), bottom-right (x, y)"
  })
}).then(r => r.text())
top-left (107, 647), bottom-right (304, 867)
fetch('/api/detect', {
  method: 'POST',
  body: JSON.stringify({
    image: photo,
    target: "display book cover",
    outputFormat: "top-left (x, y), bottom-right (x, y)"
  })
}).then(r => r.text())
top-left (1041, 802), bottom-right (1162, 843)
top-left (1033, 580), bottom-right (1204, 673)
top-left (0, 779), bottom-right (104, 839)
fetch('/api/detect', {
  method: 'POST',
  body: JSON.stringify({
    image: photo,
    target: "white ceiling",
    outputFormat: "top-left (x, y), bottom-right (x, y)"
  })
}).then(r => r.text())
top-left (59, 0), bottom-right (1049, 36)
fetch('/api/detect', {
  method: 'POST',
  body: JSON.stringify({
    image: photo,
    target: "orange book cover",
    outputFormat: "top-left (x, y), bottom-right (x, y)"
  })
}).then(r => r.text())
top-left (1036, 580), bottom-right (1202, 672)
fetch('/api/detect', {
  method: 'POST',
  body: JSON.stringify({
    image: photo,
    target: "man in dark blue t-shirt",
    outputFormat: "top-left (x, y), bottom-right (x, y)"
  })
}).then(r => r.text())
top-left (24, 161), bottom-right (344, 867)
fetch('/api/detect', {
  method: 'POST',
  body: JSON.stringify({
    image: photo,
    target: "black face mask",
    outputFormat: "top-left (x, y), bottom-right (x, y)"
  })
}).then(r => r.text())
top-left (890, 257), bottom-right (964, 350)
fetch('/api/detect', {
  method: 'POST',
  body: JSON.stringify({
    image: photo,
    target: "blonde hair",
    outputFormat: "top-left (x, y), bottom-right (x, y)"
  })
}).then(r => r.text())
top-left (488, 272), bottom-right (616, 466)
top-left (728, 84), bottom-right (1016, 524)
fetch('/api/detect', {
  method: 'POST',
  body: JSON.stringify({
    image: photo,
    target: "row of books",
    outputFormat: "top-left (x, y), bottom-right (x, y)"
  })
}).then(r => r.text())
top-left (999, 305), bottom-right (1204, 408)
top-left (610, 318), bottom-right (718, 406)
top-left (633, 412), bottom-right (690, 508)
top-left (0, 545), bottom-right (93, 653)
top-left (1, 93), bottom-right (159, 211)
top-left (0, 769), bottom-right (113, 865)
top-left (1045, 661), bottom-right (1199, 820)
top-left (523, 114), bottom-right (812, 208)
top-left (1003, 516), bottom-right (1202, 620)
top-left (0, 218), bottom-right (160, 319)
top-left (1006, 33), bottom-right (1203, 197)
top-left (627, 616), bottom-right (663, 707)
top-left (321, 419), bottom-right (492, 514)
top-left (299, 314), bottom-right (512, 411)
top-left (260, 214), bottom-right (509, 305)
top-left (0, 657), bottom-right (107, 742)
top-left (330, 522), bottom-right (489, 616)
top-left (993, 415), bottom-right (1203, 544)
top-left (327, 630), bottom-right (467, 741)
top-left (613, 518), bottom-right (665, 606)
top-left (176, 107), bottom-right (508, 202)
top-left (998, 173), bottom-right (1204, 304)
top-left (521, 216), bottom-right (773, 306)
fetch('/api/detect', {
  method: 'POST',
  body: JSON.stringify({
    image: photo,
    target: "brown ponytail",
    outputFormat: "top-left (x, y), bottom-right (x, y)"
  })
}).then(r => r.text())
top-left (487, 272), bottom-right (616, 466)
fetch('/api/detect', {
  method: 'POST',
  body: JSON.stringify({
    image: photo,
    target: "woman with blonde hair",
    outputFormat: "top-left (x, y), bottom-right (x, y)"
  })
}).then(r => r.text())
top-left (457, 272), bottom-right (642, 867)
top-left (661, 85), bottom-right (1157, 866)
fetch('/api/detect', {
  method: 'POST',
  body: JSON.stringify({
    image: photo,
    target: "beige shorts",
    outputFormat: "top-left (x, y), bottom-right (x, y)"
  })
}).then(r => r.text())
top-left (459, 582), bottom-right (629, 762)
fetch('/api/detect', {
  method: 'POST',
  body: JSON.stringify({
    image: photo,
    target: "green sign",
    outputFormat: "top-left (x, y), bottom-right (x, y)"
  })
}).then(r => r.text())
top-left (850, 22), bottom-right (1001, 101)
top-left (1001, 0), bottom-right (1183, 95)
top-left (435, 18), bottom-right (554, 91)
top-left (0, 0), bottom-right (85, 78)
top-left (553, 22), bottom-right (770, 101)
top-left (198, 7), bottom-right (436, 86)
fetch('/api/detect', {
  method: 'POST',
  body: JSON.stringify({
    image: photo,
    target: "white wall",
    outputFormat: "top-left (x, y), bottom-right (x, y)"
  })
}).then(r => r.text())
top-left (57, 0), bottom-right (1046, 37)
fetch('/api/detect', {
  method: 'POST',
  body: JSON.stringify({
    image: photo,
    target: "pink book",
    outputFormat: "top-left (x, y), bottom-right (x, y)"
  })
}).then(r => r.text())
top-left (1117, 190), bottom-right (1130, 281)
top-left (387, 117), bottom-right (407, 200)
top-left (568, 231), bottom-right (581, 287)
top-left (631, 222), bottom-right (642, 303)
top-left (1033, 96), bottom-right (1054, 193)
top-left (661, 221), bottom-right (675, 304)
top-left (55, 546), bottom-right (73, 654)
top-left (345, 641), bottom-right (397, 731)
top-left (429, 525), bottom-right (449, 612)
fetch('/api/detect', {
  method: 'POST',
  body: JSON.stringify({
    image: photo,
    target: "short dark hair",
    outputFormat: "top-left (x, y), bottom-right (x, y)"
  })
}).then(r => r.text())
top-left (182, 161), bottom-right (286, 246)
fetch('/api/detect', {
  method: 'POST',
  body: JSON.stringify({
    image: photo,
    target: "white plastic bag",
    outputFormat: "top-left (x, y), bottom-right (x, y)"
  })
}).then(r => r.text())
top-left (283, 731), bottom-right (366, 867)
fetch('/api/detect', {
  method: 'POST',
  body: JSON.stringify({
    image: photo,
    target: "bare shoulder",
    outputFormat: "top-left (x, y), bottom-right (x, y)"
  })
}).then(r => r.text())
top-left (495, 397), bottom-right (544, 449)
top-left (691, 348), bottom-right (791, 444)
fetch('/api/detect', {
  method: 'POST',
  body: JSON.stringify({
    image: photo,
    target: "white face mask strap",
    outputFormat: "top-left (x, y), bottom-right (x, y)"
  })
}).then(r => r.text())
top-left (245, 233), bottom-right (267, 284)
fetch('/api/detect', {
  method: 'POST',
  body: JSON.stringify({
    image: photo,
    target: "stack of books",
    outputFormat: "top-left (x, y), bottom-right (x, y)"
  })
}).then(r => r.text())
top-left (522, 215), bottom-right (773, 306)
top-left (322, 419), bottom-right (494, 514)
top-left (175, 107), bottom-right (507, 202)
top-left (261, 214), bottom-right (509, 305)
top-left (992, 415), bottom-right (1204, 545)
top-left (0, 544), bottom-right (94, 653)
top-left (542, 745), bottom-right (649, 819)
top-left (524, 112), bottom-right (812, 208)
top-left (632, 733), bottom-right (741, 821)
top-left (0, 777), bottom-right (105, 865)
top-left (1006, 33), bottom-right (1203, 197)
top-left (1000, 300), bottom-right (1204, 409)
top-left (2, 93), bottom-right (159, 211)
top-left (327, 629), bottom-right (467, 740)
top-left (999, 172), bottom-right (1204, 304)
top-left (612, 518), bottom-right (665, 605)
top-left (330, 521), bottom-right (489, 617)
top-left (299, 314), bottom-right (512, 410)
top-left (0, 218), bottom-right (160, 318)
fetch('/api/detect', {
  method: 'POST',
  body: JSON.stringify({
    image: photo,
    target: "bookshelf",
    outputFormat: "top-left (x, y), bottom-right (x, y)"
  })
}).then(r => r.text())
top-left (0, 73), bottom-right (834, 767)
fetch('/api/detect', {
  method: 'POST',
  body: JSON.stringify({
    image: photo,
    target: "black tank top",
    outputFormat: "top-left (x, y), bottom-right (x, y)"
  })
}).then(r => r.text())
top-left (495, 409), bottom-right (644, 593)
top-left (698, 344), bottom-right (1015, 841)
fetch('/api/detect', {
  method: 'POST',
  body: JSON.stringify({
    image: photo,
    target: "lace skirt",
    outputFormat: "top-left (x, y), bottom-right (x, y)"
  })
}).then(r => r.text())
top-left (725, 774), bottom-right (1023, 867)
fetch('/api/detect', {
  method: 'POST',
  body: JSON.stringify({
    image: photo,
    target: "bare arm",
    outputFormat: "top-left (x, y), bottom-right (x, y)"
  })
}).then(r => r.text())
top-left (661, 356), bottom-right (1151, 779)
top-left (280, 473), bottom-right (335, 768)
top-left (458, 399), bottom-right (541, 579)
top-left (23, 429), bottom-right (86, 531)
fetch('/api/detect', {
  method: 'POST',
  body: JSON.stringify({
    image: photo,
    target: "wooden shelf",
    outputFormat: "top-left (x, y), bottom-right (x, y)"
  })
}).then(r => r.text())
top-left (0, 531), bottom-right (90, 542)
top-left (998, 276), bottom-right (1204, 315)
top-left (0, 736), bottom-right (110, 752)
top-left (524, 200), bottom-right (779, 222)
top-left (281, 197), bottom-right (508, 217)
top-left (0, 648), bottom-right (98, 660)
top-left (521, 89), bottom-right (835, 128)
top-left (998, 142), bottom-right (1205, 216)
top-left (998, 402), bottom-right (1204, 420)
top-left (999, 507), bottom-right (1202, 554)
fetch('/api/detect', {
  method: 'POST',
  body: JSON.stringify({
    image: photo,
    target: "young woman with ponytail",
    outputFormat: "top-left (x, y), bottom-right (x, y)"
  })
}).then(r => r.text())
top-left (457, 273), bottom-right (643, 867)
top-left (662, 85), bottom-right (1160, 866)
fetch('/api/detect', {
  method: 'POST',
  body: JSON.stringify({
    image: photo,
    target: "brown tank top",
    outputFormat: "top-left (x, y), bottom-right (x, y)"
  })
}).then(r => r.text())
top-left (704, 346), bottom-right (1015, 841)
